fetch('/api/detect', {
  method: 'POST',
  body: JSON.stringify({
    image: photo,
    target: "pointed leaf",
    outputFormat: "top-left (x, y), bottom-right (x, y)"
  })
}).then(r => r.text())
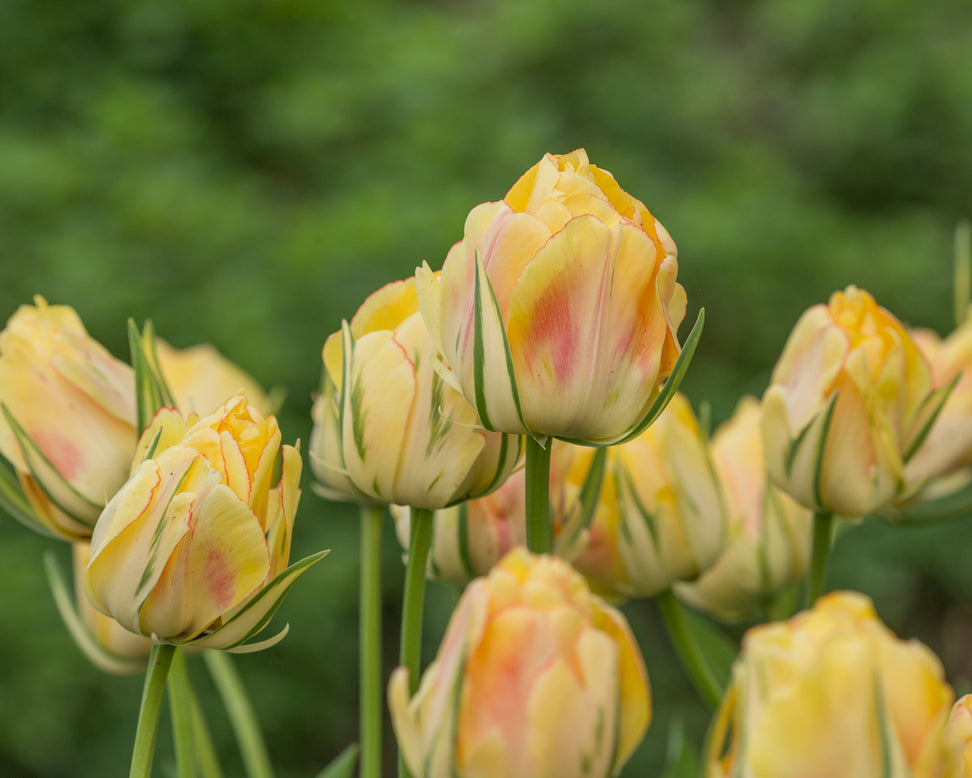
top-left (313, 743), bottom-right (360, 778)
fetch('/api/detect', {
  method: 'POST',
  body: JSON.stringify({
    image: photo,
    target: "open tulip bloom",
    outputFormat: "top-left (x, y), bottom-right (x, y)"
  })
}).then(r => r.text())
top-left (85, 396), bottom-right (326, 651)
top-left (416, 149), bottom-right (702, 447)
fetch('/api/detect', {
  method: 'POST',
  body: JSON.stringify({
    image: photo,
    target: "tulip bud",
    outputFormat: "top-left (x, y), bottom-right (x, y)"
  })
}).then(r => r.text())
top-left (709, 591), bottom-right (955, 778)
top-left (310, 277), bottom-right (520, 509)
top-left (905, 319), bottom-right (972, 495)
top-left (675, 397), bottom-right (812, 622)
top-left (762, 286), bottom-right (946, 517)
top-left (84, 396), bottom-right (322, 651)
top-left (0, 297), bottom-right (137, 540)
top-left (946, 695), bottom-right (972, 777)
top-left (155, 339), bottom-right (276, 417)
top-left (417, 149), bottom-right (688, 445)
top-left (563, 393), bottom-right (727, 599)
top-left (388, 548), bottom-right (651, 778)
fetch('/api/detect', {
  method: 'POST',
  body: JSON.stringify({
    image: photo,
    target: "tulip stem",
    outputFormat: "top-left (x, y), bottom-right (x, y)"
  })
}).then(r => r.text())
top-left (204, 650), bottom-right (275, 778)
top-left (399, 507), bottom-right (434, 778)
top-left (656, 590), bottom-right (723, 709)
top-left (525, 436), bottom-right (552, 554)
top-left (805, 511), bottom-right (835, 608)
top-left (360, 505), bottom-right (384, 778)
top-left (130, 642), bottom-right (176, 778)
top-left (189, 683), bottom-right (224, 778)
top-left (167, 648), bottom-right (197, 778)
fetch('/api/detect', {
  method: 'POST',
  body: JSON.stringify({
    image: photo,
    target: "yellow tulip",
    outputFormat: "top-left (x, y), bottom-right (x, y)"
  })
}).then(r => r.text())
top-left (417, 149), bottom-right (687, 444)
top-left (71, 543), bottom-right (152, 672)
top-left (0, 296), bottom-right (137, 540)
top-left (709, 591), bottom-right (955, 778)
top-left (155, 339), bottom-right (276, 416)
top-left (946, 695), bottom-right (972, 777)
top-left (561, 393), bottom-right (727, 599)
top-left (388, 548), bottom-right (650, 778)
top-left (310, 277), bottom-right (520, 509)
top-left (906, 318), bottom-right (972, 494)
top-left (762, 286), bottom-right (945, 517)
top-left (389, 469), bottom-right (528, 587)
top-left (84, 396), bottom-right (321, 651)
top-left (675, 397), bottom-right (812, 622)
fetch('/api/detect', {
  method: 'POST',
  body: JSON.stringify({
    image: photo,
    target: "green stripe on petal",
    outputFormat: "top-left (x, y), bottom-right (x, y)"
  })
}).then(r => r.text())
top-left (0, 455), bottom-right (50, 536)
top-left (128, 319), bottom-right (176, 434)
top-left (186, 549), bottom-right (329, 651)
top-left (903, 373), bottom-right (959, 463)
top-left (472, 251), bottom-right (527, 435)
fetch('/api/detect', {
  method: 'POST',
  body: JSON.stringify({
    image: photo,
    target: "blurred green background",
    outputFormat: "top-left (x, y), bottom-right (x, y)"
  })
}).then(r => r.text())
top-left (3, 0), bottom-right (972, 774)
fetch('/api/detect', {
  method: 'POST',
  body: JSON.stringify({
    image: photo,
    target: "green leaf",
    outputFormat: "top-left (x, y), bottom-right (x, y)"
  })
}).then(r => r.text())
top-left (678, 602), bottom-right (739, 691)
top-left (129, 319), bottom-right (176, 434)
top-left (313, 743), bottom-right (360, 778)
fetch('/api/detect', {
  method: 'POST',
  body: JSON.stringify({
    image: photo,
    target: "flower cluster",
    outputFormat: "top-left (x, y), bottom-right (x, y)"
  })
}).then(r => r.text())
top-left (5, 149), bottom-right (972, 778)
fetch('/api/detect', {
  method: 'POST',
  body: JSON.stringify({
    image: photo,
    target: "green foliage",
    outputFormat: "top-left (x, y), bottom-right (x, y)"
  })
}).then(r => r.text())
top-left (1, 0), bottom-right (972, 775)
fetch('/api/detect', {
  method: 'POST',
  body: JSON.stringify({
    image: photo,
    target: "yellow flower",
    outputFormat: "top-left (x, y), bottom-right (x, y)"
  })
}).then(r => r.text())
top-left (762, 286), bottom-right (944, 517)
top-left (390, 469), bottom-right (528, 587)
top-left (906, 318), bottom-right (972, 493)
top-left (708, 591), bottom-right (955, 778)
top-left (310, 277), bottom-right (520, 509)
top-left (675, 397), bottom-right (812, 622)
top-left (84, 396), bottom-right (321, 651)
top-left (70, 543), bottom-right (152, 673)
top-left (417, 149), bottom-right (687, 444)
top-left (155, 339), bottom-right (276, 416)
top-left (0, 296), bottom-right (137, 540)
top-left (561, 393), bottom-right (727, 599)
top-left (946, 695), bottom-right (972, 777)
top-left (388, 548), bottom-right (650, 778)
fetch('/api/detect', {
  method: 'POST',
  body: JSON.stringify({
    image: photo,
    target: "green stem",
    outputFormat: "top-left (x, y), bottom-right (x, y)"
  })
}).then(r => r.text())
top-left (399, 507), bottom-right (434, 778)
top-left (189, 685), bottom-right (224, 778)
top-left (656, 590), bottom-right (722, 709)
top-left (130, 643), bottom-right (176, 778)
top-left (805, 511), bottom-right (835, 608)
top-left (204, 651), bottom-right (274, 778)
top-left (525, 436), bottom-right (552, 554)
top-left (167, 649), bottom-right (197, 778)
top-left (360, 505), bottom-right (384, 778)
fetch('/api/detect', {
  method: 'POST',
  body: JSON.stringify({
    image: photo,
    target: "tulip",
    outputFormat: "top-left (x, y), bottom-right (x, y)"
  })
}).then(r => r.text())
top-left (388, 548), bottom-right (650, 778)
top-left (309, 276), bottom-right (520, 509)
top-left (85, 396), bottom-right (320, 650)
top-left (389, 470), bottom-right (527, 587)
top-left (417, 149), bottom-right (687, 444)
top-left (155, 339), bottom-right (276, 417)
top-left (708, 591), bottom-right (955, 778)
top-left (70, 543), bottom-right (152, 672)
top-left (0, 296), bottom-right (137, 540)
top-left (905, 319), bottom-right (972, 494)
top-left (675, 397), bottom-right (812, 622)
top-left (946, 695), bottom-right (972, 777)
top-left (562, 393), bottom-right (726, 599)
top-left (762, 286), bottom-right (947, 518)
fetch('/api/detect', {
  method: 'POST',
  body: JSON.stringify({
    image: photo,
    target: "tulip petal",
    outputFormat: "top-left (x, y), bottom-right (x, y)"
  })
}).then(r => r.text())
top-left (0, 454), bottom-right (49, 536)
top-left (186, 549), bottom-right (329, 650)
top-left (1, 403), bottom-right (105, 525)
top-left (138, 482), bottom-right (270, 640)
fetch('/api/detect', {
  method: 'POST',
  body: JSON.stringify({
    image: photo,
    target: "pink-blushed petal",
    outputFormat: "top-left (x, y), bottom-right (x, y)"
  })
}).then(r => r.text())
top-left (186, 548), bottom-right (328, 650)
top-left (138, 482), bottom-right (269, 640)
